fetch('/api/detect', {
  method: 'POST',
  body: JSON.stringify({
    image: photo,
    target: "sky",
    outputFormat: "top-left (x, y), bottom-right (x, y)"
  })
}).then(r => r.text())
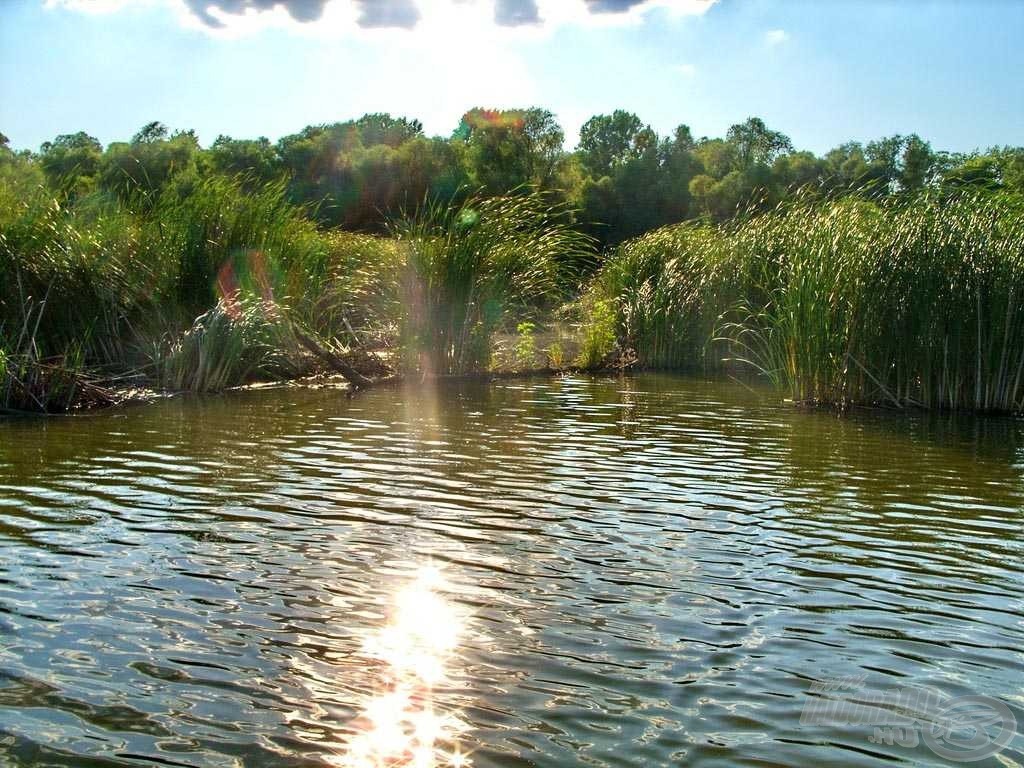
top-left (1, 0), bottom-right (1022, 155)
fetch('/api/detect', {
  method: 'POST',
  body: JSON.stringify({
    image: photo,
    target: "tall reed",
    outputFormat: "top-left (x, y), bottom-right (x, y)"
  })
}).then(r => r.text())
top-left (144, 175), bottom-right (328, 320)
top-left (0, 189), bottom-right (147, 365)
top-left (1, 176), bottom-right (335, 402)
top-left (392, 192), bottom-right (593, 375)
top-left (151, 297), bottom-right (302, 393)
top-left (593, 190), bottom-right (1024, 413)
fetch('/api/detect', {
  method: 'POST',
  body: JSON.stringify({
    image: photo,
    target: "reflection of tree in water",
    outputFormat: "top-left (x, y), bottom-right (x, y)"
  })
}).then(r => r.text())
top-left (777, 406), bottom-right (1024, 582)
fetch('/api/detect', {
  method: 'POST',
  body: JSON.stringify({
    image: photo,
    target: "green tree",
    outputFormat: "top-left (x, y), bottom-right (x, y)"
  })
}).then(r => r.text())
top-left (208, 135), bottom-right (280, 184)
top-left (456, 107), bottom-right (565, 193)
top-left (772, 150), bottom-right (825, 191)
top-left (39, 131), bottom-right (103, 196)
top-left (899, 134), bottom-right (934, 191)
top-left (0, 132), bottom-right (45, 206)
top-left (693, 138), bottom-right (737, 179)
top-left (100, 124), bottom-right (201, 202)
top-left (726, 117), bottom-right (793, 169)
top-left (353, 113), bottom-right (423, 148)
top-left (577, 111), bottom-right (656, 177)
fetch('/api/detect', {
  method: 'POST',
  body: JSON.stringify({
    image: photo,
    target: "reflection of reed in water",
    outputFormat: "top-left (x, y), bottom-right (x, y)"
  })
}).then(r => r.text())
top-left (337, 566), bottom-right (472, 768)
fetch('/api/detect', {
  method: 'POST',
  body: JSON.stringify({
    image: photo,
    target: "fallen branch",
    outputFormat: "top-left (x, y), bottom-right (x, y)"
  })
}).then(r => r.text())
top-left (291, 326), bottom-right (378, 390)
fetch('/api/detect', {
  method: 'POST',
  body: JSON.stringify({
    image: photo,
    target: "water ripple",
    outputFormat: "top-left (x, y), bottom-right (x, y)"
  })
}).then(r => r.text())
top-left (1, 375), bottom-right (1022, 766)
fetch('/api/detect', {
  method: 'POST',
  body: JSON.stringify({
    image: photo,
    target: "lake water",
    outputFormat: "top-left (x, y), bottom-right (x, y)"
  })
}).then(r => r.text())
top-left (1, 374), bottom-right (1022, 767)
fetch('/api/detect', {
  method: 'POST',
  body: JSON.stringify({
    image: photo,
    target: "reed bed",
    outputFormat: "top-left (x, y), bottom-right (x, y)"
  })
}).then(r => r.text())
top-left (0, 176), bottom-right (355, 408)
top-left (593, 190), bottom-right (1024, 412)
top-left (4, 175), bottom-right (1021, 414)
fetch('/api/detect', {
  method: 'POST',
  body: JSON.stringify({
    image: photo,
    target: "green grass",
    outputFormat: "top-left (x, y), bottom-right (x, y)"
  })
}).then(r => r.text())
top-left (0, 176), bottom-right (344, 406)
top-left (316, 231), bottom-right (402, 347)
top-left (590, 189), bottom-right (1024, 412)
top-left (391, 191), bottom-right (594, 375)
top-left (4, 172), bottom-right (1021, 414)
top-left (0, 188), bottom-right (147, 366)
top-left (151, 297), bottom-right (303, 393)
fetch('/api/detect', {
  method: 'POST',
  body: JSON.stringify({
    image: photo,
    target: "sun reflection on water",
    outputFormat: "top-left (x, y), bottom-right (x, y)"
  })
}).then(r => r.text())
top-left (337, 566), bottom-right (472, 768)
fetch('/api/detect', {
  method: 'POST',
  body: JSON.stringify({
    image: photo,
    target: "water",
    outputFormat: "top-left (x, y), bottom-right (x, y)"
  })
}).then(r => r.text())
top-left (1, 374), bottom-right (1022, 767)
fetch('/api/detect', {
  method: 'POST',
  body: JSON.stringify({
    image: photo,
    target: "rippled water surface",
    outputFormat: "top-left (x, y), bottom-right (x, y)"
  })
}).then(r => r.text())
top-left (1, 374), bottom-right (1023, 767)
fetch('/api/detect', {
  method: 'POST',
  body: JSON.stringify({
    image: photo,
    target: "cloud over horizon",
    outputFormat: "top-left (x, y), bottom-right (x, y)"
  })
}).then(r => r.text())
top-left (166, 0), bottom-right (712, 30)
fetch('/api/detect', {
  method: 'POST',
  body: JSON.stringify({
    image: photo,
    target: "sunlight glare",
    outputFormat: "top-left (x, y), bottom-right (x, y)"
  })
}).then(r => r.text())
top-left (337, 565), bottom-right (471, 768)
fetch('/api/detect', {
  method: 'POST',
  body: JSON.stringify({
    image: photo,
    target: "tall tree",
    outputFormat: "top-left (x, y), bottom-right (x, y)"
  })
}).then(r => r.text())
top-left (456, 107), bottom-right (565, 193)
top-left (726, 117), bottom-right (793, 169)
top-left (39, 131), bottom-right (103, 195)
top-left (577, 111), bottom-right (656, 178)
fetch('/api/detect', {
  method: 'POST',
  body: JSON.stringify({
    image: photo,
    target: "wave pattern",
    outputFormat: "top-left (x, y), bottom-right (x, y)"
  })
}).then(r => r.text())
top-left (0, 374), bottom-right (1022, 767)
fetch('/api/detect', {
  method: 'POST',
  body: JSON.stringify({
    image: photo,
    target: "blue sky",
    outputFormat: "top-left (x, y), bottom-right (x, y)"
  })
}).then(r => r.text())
top-left (2, 0), bottom-right (1022, 155)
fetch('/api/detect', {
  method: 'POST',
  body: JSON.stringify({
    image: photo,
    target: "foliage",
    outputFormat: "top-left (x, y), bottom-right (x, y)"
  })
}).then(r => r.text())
top-left (455, 107), bottom-right (564, 193)
top-left (392, 191), bottom-right (593, 375)
top-left (6, 113), bottom-right (1023, 250)
top-left (145, 174), bottom-right (327, 318)
top-left (591, 189), bottom-right (1024, 412)
top-left (575, 295), bottom-right (618, 370)
top-left (3, 112), bottom-right (1024, 413)
top-left (596, 222), bottom-right (737, 369)
top-left (152, 297), bottom-right (302, 393)
top-left (0, 174), bottom-right (333, 399)
top-left (0, 187), bottom-right (147, 365)
top-left (514, 321), bottom-right (537, 369)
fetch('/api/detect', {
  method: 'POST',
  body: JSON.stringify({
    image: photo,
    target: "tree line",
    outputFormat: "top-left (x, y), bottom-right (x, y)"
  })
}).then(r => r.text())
top-left (3, 108), bottom-right (1022, 246)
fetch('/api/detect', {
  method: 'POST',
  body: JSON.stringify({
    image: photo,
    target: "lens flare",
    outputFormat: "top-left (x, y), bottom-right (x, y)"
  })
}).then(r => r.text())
top-left (337, 566), bottom-right (471, 768)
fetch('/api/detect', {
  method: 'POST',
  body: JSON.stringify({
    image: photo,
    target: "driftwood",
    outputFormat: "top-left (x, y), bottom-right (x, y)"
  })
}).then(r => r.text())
top-left (291, 327), bottom-right (379, 390)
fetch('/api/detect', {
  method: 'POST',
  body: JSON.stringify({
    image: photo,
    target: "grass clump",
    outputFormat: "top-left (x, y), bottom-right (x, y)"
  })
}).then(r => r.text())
top-left (152, 297), bottom-right (302, 393)
top-left (392, 191), bottom-right (593, 376)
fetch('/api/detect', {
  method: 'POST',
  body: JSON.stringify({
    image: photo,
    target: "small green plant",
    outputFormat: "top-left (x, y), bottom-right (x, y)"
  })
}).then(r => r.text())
top-left (514, 321), bottom-right (538, 370)
top-left (547, 340), bottom-right (565, 369)
top-left (576, 296), bottom-right (617, 369)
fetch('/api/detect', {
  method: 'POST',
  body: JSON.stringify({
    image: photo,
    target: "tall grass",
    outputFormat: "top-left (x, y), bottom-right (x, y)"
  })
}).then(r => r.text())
top-left (593, 190), bottom-right (1024, 413)
top-left (0, 189), bottom-right (146, 365)
top-left (144, 175), bottom-right (329, 321)
top-left (594, 223), bottom-right (739, 369)
top-left (151, 297), bottom-right (302, 393)
top-left (316, 231), bottom-right (402, 346)
top-left (0, 297), bottom-right (114, 413)
top-left (392, 192), bottom-right (593, 375)
top-left (0, 176), bottom-right (343, 404)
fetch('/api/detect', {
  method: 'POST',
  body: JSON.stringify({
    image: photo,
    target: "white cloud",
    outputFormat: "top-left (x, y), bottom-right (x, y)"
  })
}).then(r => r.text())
top-left (675, 62), bottom-right (696, 77)
top-left (765, 28), bottom-right (787, 46)
top-left (46, 0), bottom-right (719, 38)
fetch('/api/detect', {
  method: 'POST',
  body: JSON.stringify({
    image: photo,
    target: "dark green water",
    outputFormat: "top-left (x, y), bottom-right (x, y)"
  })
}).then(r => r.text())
top-left (1, 374), bottom-right (1022, 767)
